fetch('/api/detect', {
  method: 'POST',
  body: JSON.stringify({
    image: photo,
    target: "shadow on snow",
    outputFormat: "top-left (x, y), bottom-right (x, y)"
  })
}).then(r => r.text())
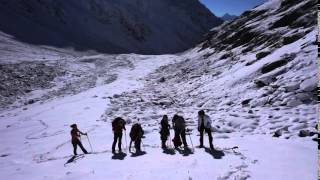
top-left (131, 151), bottom-right (147, 157)
top-left (162, 147), bottom-right (176, 155)
top-left (176, 147), bottom-right (194, 156)
top-left (204, 147), bottom-right (225, 159)
top-left (111, 152), bottom-right (127, 160)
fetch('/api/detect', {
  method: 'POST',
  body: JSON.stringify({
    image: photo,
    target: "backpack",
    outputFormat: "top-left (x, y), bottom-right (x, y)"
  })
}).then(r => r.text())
top-left (159, 119), bottom-right (170, 135)
top-left (174, 116), bottom-right (185, 130)
top-left (112, 120), bottom-right (117, 130)
top-left (130, 123), bottom-right (144, 140)
top-left (112, 117), bottom-right (125, 132)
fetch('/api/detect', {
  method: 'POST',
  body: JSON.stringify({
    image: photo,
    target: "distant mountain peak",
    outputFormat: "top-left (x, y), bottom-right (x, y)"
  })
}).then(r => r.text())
top-left (221, 13), bottom-right (238, 21)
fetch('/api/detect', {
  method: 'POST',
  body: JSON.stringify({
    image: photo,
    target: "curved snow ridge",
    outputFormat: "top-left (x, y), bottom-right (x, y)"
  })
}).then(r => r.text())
top-left (253, 0), bottom-right (281, 11)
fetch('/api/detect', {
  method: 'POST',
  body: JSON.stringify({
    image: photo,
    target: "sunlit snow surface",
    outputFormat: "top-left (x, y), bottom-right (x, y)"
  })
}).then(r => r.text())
top-left (0, 51), bottom-right (316, 180)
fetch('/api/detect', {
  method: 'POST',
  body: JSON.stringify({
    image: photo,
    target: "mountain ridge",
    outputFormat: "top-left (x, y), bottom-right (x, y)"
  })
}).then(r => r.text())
top-left (0, 0), bottom-right (223, 54)
top-left (220, 13), bottom-right (238, 21)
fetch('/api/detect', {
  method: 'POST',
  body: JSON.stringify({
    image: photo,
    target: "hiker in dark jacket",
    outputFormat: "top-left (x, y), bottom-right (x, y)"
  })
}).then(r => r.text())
top-left (172, 114), bottom-right (188, 149)
top-left (129, 122), bottom-right (144, 153)
top-left (70, 124), bottom-right (88, 155)
top-left (159, 115), bottom-right (170, 149)
top-left (198, 110), bottom-right (214, 150)
top-left (112, 117), bottom-right (126, 153)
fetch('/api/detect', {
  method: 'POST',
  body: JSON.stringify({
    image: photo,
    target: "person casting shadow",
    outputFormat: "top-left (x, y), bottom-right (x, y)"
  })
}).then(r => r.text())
top-left (172, 114), bottom-right (188, 150)
top-left (112, 117), bottom-right (126, 154)
top-left (159, 115), bottom-right (171, 149)
top-left (70, 124), bottom-right (88, 155)
top-left (197, 110), bottom-right (214, 150)
top-left (129, 122), bottom-right (145, 155)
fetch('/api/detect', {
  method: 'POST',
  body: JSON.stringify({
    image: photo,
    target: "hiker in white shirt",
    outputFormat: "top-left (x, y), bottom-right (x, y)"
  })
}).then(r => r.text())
top-left (197, 110), bottom-right (214, 150)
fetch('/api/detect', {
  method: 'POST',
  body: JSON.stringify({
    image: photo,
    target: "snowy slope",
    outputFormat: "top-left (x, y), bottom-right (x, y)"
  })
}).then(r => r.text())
top-left (0, 0), bottom-right (318, 180)
top-left (0, 53), bottom-right (316, 180)
top-left (99, 0), bottom-right (318, 178)
top-left (0, 0), bottom-right (223, 54)
top-left (105, 0), bottom-right (318, 140)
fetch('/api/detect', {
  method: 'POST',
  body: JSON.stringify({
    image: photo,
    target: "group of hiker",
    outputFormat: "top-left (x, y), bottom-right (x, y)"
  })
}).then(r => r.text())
top-left (70, 110), bottom-right (214, 155)
top-left (111, 117), bottom-right (144, 153)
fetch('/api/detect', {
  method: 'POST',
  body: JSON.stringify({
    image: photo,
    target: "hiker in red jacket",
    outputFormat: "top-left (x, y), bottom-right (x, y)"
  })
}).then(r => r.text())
top-left (70, 124), bottom-right (88, 155)
top-left (112, 117), bottom-right (126, 153)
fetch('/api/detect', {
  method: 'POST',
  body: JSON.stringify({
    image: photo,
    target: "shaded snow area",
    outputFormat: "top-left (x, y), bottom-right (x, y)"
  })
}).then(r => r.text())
top-left (0, 0), bottom-right (318, 180)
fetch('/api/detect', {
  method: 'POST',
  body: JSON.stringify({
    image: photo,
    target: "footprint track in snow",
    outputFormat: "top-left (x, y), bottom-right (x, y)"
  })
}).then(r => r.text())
top-left (32, 127), bottom-right (98, 163)
top-left (25, 120), bottom-right (65, 140)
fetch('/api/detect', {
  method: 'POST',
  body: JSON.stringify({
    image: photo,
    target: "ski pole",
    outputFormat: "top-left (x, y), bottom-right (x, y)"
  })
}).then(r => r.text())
top-left (188, 134), bottom-right (194, 152)
top-left (141, 140), bottom-right (144, 152)
top-left (129, 140), bottom-right (133, 153)
top-left (86, 134), bottom-right (93, 152)
top-left (121, 142), bottom-right (125, 152)
top-left (168, 130), bottom-right (172, 148)
top-left (124, 130), bottom-right (128, 152)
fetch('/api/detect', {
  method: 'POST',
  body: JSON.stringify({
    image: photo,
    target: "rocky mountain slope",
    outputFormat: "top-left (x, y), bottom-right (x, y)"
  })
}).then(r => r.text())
top-left (0, 0), bottom-right (317, 138)
top-left (0, 0), bottom-right (223, 54)
top-left (104, 0), bottom-right (318, 138)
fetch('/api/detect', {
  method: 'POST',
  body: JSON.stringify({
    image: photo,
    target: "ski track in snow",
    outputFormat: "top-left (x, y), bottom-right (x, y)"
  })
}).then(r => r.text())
top-left (0, 46), bottom-right (317, 179)
top-left (0, 53), bottom-right (250, 180)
